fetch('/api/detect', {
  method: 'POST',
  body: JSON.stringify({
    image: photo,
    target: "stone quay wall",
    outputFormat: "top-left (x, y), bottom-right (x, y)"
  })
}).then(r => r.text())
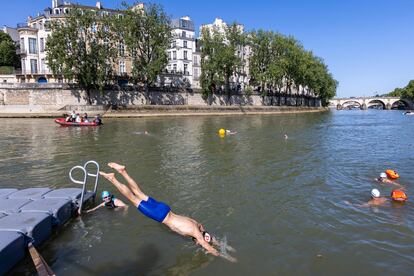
top-left (0, 84), bottom-right (322, 113)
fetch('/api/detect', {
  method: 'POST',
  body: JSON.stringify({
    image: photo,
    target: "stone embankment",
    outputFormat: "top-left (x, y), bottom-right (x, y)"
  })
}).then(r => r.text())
top-left (0, 84), bottom-right (325, 117)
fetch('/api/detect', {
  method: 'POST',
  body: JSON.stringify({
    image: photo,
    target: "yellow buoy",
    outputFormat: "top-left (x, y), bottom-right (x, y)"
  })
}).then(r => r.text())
top-left (218, 128), bottom-right (226, 136)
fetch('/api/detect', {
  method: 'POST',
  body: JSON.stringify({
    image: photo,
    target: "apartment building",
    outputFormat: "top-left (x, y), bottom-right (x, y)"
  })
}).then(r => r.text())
top-left (162, 16), bottom-right (196, 88)
top-left (16, 0), bottom-right (133, 83)
top-left (199, 18), bottom-right (251, 91)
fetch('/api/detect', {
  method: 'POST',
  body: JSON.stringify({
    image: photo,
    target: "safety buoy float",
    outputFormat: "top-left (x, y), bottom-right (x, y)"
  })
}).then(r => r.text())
top-left (385, 169), bottom-right (399, 179)
top-left (391, 189), bottom-right (408, 202)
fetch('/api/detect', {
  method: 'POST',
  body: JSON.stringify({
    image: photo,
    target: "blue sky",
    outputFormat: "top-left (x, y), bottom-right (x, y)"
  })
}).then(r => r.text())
top-left (1, 0), bottom-right (413, 98)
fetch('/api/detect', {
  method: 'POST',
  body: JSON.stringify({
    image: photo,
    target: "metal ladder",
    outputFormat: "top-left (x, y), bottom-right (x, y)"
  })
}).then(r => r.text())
top-left (69, 160), bottom-right (100, 213)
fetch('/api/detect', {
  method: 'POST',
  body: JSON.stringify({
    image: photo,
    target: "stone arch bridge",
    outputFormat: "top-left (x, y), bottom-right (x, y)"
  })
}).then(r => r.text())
top-left (329, 97), bottom-right (413, 110)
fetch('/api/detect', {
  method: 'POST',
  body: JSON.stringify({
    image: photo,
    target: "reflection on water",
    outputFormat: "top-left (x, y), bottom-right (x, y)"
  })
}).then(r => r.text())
top-left (1, 110), bottom-right (414, 275)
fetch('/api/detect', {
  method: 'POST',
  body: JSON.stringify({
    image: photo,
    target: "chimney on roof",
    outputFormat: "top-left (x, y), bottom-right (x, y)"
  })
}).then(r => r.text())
top-left (96, 1), bottom-right (103, 9)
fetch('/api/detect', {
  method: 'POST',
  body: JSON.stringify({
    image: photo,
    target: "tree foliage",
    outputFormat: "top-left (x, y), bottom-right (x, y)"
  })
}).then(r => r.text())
top-left (385, 80), bottom-right (414, 99)
top-left (46, 8), bottom-right (119, 103)
top-left (248, 30), bottom-right (337, 105)
top-left (114, 2), bottom-right (171, 87)
top-left (200, 23), bottom-right (245, 98)
top-left (0, 32), bottom-right (20, 68)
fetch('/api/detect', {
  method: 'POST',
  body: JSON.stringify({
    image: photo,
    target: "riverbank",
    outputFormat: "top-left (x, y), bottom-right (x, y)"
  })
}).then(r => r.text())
top-left (0, 105), bottom-right (328, 118)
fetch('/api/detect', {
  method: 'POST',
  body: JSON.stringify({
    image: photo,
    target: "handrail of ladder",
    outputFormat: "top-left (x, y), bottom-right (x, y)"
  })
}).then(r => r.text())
top-left (69, 165), bottom-right (88, 214)
top-left (83, 160), bottom-right (100, 198)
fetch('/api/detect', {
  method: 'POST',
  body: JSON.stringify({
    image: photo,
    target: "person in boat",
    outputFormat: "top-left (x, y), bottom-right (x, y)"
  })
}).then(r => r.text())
top-left (75, 113), bottom-right (82, 123)
top-left (82, 113), bottom-right (89, 123)
top-left (99, 162), bottom-right (237, 262)
top-left (66, 110), bottom-right (76, 122)
top-left (94, 115), bottom-right (102, 125)
top-left (85, 191), bottom-right (127, 213)
top-left (375, 172), bottom-right (404, 189)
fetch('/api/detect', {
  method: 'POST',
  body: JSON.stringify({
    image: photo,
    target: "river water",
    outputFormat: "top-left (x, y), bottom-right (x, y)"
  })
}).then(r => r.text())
top-left (1, 110), bottom-right (414, 275)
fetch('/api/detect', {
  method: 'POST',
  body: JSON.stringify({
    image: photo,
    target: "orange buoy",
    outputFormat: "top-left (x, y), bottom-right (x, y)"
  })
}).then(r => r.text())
top-left (391, 189), bottom-right (408, 202)
top-left (385, 169), bottom-right (399, 179)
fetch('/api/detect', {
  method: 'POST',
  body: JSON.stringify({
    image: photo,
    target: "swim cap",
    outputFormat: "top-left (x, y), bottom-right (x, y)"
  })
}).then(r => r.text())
top-left (203, 231), bottom-right (212, 244)
top-left (391, 189), bottom-right (408, 202)
top-left (101, 191), bottom-right (110, 199)
top-left (371, 189), bottom-right (380, 198)
top-left (380, 172), bottom-right (387, 178)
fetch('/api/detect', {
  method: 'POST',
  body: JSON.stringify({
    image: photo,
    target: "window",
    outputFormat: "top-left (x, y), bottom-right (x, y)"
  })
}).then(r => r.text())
top-left (21, 59), bottom-right (26, 73)
top-left (184, 64), bottom-right (188, 75)
top-left (20, 38), bottom-right (25, 52)
top-left (119, 43), bottom-right (125, 56)
top-left (40, 38), bottom-right (45, 53)
top-left (172, 40), bottom-right (176, 47)
top-left (183, 41), bottom-right (187, 48)
top-left (173, 64), bottom-right (177, 72)
top-left (29, 38), bottom-right (38, 54)
top-left (184, 51), bottom-right (188, 60)
top-left (40, 58), bottom-right (45, 72)
top-left (119, 60), bottom-right (126, 74)
top-left (167, 51), bottom-right (171, 60)
top-left (30, 59), bottom-right (38, 74)
top-left (173, 51), bottom-right (177, 60)
top-left (194, 68), bottom-right (199, 77)
top-left (182, 31), bottom-right (186, 38)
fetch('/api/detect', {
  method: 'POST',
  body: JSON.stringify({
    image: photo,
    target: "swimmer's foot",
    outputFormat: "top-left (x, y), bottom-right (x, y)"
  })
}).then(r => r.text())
top-left (99, 171), bottom-right (115, 182)
top-left (108, 163), bottom-right (125, 174)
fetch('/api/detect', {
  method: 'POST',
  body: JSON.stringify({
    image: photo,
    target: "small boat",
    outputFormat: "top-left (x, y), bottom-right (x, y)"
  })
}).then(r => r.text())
top-left (403, 111), bottom-right (414, 115)
top-left (54, 118), bottom-right (100, 127)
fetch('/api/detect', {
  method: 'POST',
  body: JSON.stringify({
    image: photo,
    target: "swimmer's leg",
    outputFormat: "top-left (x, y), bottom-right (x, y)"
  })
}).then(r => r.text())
top-left (107, 163), bottom-right (148, 201)
top-left (99, 172), bottom-right (141, 206)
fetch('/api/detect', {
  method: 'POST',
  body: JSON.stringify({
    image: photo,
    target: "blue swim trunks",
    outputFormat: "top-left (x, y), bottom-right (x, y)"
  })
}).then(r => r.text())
top-left (137, 197), bottom-right (171, 222)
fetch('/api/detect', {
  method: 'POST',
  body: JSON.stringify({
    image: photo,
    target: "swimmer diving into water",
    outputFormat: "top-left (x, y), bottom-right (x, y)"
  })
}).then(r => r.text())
top-left (99, 163), bottom-right (237, 262)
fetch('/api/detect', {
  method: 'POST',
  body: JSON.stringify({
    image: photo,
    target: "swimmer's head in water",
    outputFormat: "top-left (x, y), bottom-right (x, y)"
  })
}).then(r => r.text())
top-left (371, 189), bottom-right (380, 198)
top-left (101, 191), bottom-right (111, 200)
top-left (380, 172), bottom-right (387, 179)
top-left (202, 231), bottom-right (212, 244)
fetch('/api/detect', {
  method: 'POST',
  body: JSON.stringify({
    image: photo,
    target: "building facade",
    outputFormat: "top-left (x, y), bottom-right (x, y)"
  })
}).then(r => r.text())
top-left (161, 16), bottom-right (196, 88)
top-left (199, 18), bottom-right (251, 91)
top-left (16, 0), bottom-right (131, 83)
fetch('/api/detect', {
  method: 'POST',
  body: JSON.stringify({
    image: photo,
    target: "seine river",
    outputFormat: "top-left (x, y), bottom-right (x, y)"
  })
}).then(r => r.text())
top-left (2, 110), bottom-right (414, 275)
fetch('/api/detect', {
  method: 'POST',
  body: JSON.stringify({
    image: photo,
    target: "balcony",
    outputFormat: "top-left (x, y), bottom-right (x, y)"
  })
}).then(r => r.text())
top-left (17, 48), bottom-right (27, 55)
top-left (17, 23), bottom-right (29, 28)
top-left (162, 69), bottom-right (190, 76)
top-left (174, 33), bottom-right (195, 40)
top-left (16, 69), bottom-right (53, 75)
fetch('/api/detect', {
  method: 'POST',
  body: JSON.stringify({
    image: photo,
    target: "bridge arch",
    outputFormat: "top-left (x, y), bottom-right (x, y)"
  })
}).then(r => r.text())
top-left (341, 100), bottom-right (363, 110)
top-left (390, 99), bottom-right (411, 110)
top-left (367, 99), bottom-right (386, 109)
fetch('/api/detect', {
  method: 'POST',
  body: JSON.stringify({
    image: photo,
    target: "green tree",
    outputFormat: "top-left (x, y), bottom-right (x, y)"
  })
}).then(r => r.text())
top-left (114, 2), bottom-right (171, 88)
top-left (46, 8), bottom-right (117, 104)
top-left (200, 23), bottom-right (245, 99)
top-left (0, 32), bottom-right (20, 69)
top-left (401, 80), bottom-right (414, 99)
top-left (249, 29), bottom-right (337, 106)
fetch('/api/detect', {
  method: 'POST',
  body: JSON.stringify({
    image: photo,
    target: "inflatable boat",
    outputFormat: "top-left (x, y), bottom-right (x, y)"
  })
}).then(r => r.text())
top-left (54, 118), bottom-right (100, 126)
